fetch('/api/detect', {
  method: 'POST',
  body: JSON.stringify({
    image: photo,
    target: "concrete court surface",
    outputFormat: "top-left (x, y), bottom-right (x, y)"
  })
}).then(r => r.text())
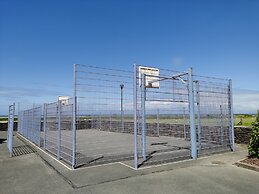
top-left (1, 131), bottom-right (259, 194)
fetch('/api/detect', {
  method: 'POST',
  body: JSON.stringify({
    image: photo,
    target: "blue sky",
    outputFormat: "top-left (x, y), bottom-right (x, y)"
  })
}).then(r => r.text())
top-left (0, 0), bottom-right (259, 114)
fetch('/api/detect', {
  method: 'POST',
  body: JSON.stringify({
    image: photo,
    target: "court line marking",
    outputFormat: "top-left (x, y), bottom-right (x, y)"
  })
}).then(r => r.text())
top-left (16, 133), bottom-right (73, 171)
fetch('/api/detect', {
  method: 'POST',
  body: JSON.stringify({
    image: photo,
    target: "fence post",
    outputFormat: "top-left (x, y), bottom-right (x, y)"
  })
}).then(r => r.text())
top-left (72, 97), bottom-right (77, 169)
top-left (120, 84), bottom-right (124, 132)
top-left (196, 81), bottom-right (201, 148)
top-left (183, 107), bottom-right (186, 140)
top-left (228, 79), bottom-right (235, 151)
top-left (7, 103), bottom-right (15, 157)
top-left (37, 107), bottom-right (41, 146)
top-left (57, 100), bottom-right (61, 160)
top-left (157, 109), bottom-right (160, 136)
top-left (188, 68), bottom-right (197, 159)
top-left (133, 64), bottom-right (138, 169)
top-left (109, 112), bottom-right (112, 131)
top-left (32, 105), bottom-right (34, 141)
top-left (220, 105), bottom-right (224, 145)
top-left (141, 73), bottom-right (146, 160)
top-left (43, 104), bottom-right (47, 149)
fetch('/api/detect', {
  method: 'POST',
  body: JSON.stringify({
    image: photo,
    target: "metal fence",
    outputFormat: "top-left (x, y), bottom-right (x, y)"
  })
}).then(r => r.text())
top-left (74, 64), bottom-right (134, 167)
top-left (7, 103), bottom-right (15, 157)
top-left (14, 63), bottom-right (234, 170)
top-left (18, 106), bottom-right (42, 146)
top-left (43, 98), bottom-right (75, 166)
top-left (193, 75), bottom-right (234, 155)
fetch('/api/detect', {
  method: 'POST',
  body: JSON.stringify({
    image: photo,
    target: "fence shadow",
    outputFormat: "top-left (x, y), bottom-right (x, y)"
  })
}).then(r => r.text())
top-left (0, 138), bottom-right (7, 144)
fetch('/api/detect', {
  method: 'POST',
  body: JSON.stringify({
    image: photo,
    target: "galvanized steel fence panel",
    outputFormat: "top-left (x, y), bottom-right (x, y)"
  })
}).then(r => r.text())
top-left (44, 98), bottom-right (75, 167)
top-left (74, 64), bottom-right (134, 167)
top-left (18, 106), bottom-right (42, 146)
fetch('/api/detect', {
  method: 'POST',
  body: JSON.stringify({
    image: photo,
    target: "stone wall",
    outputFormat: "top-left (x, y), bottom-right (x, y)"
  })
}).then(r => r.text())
top-left (234, 126), bottom-right (252, 144)
top-left (0, 122), bottom-right (17, 131)
top-left (0, 120), bottom-right (252, 144)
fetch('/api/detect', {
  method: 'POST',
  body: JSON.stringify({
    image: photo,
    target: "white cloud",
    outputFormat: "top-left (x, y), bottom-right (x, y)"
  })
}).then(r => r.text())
top-left (233, 89), bottom-right (259, 114)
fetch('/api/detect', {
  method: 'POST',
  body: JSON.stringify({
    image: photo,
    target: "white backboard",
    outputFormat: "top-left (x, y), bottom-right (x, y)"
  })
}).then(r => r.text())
top-left (58, 96), bottom-right (70, 105)
top-left (139, 66), bottom-right (160, 88)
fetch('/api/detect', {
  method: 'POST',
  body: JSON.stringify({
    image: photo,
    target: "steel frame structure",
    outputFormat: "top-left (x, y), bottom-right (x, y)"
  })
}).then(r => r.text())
top-left (14, 63), bottom-right (234, 170)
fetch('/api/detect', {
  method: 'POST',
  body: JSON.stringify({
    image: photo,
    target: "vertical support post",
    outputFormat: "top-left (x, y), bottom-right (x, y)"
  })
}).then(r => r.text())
top-left (72, 64), bottom-right (77, 169)
top-left (109, 112), bottom-right (112, 131)
top-left (7, 103), bottom-right (15, 157)
top-left (141, 73), bottom-right (146, 160)
top-left (196, 81), bottom-right (201, 148)
top-left (220, 105), bottom-right (224, 145)
top-left (32, 104), bottom-right (34, 141)
top-left (183, 107), bottom-right (186, 140)
top-left (120, 84), bottom-right (124, 132)
top-left (157, 109), bottom-right (160, 137)
top-left (133, 64), bottom-right (138, 169)
top-left (228, 79), bottom-right (235, 151)
top-left (57, 100), bottom-right (61, 160)
top-left (99, 113), bottom-right (102, 130)
top-left (43, 104), bottom-right (47, 149)
top-left (72, 97), bottom-right (77, 169)
top-left (188, 68), bottom-right (197, 159)
top-left (37, 107), bottom-right (41, 146)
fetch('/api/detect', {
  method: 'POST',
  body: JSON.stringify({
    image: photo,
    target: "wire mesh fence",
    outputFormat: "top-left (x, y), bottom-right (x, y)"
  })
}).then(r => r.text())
top-left (13, 63), bottom-right (234, 170)
top-left (18, 106), bottom-right (42, 146)
top-left (135, 66), bottom-right (192, 167)
top-left (44, 98), bottom-right (75, 166)
top-left (193, 75), bottom-right (233, 155)
top-left (74, 64), bottom-right (134, 167)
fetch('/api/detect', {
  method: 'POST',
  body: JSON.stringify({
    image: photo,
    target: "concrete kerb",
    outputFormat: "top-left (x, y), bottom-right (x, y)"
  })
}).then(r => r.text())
top-left (234, 159), bottom-right (259, 172)
top-left (15, 132), bottom-right (249, 189)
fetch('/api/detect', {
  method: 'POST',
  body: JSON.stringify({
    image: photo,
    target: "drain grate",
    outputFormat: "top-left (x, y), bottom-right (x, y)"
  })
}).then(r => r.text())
top-left (12, 145), bottom-right (35, 157)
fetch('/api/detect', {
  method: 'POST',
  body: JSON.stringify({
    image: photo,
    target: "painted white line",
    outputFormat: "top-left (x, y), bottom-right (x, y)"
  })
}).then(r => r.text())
top-left (16, 133), bottom-right (72, 171)
top-left (72, 162), bottom-right (119, 171)
top-left (117, 162), bottom-right (137, 170)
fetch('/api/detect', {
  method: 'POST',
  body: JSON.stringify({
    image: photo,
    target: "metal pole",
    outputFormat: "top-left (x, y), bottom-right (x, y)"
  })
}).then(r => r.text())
top-left (183, 107), bottom-right (186, 140)
top-left (220, 105), bottom-right (224, 145)
top-left (120, 84), bottom-right (124, 132)
top-left (99, 112), bottom-right (101, 130)
top-left (188, 68), bottom-right (197, 159)
top-left (157, 109), bottom-right (160, 137)
top-left (196, 81), bottom-right (201, 148)
top-left (72, 96), bottom-right (77, 169)
top-left (228, 79), bottom-right (235, 151)
top-left (32, 104), bottom-right (34, 141)
top-left (141, 73), bottom-right (146, 160)
top-left (72, 64), bottom-right (77, 169)
top-left (43, 104), bottom-right (47, 149)
top-left (133, 64), bottom-right (138, 169)
top-left (37, 107), bottom-right (41, 146)
top-left (109, 112), bottom-right (112, 131)
top-left (57, 100), bottom-right (61, 160)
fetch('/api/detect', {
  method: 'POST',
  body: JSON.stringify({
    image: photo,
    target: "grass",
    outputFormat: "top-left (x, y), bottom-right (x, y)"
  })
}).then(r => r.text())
top-left (234, 114), bottom-right (256, 127)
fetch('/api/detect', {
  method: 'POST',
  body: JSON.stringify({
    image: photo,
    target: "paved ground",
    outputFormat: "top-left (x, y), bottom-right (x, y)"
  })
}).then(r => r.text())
top-left (0, 131), bottom-right (259, 194)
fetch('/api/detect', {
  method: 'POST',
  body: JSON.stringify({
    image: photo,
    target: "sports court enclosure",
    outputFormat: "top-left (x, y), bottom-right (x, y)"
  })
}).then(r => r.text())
top-left (8, 64), bottom-right (235, 170)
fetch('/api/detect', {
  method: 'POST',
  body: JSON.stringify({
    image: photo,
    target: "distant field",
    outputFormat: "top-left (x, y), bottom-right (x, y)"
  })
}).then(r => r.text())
top-left (0, 114), bottom-right (256, 127)
top-left (234, 114), bottom-right (256, 127)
